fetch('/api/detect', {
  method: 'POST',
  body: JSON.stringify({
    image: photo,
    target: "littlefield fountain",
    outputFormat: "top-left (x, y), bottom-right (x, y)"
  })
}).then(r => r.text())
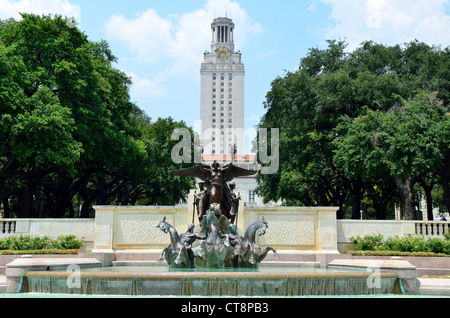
top-left (159, 159), bottom-right (279, 270)
top-left (6, 162), bottom-right (412, 297)
top-left (3, 158), bottom-right (412, 297)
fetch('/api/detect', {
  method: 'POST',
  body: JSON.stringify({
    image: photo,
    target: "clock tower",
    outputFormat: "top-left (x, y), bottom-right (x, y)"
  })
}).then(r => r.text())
top-left (200, 17), bottom-right (245, 156)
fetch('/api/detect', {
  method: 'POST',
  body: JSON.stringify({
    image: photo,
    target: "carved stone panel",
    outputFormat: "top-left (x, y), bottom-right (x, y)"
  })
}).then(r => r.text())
top-left (115, 213), bottom-right (173, 248)
top-left (258, 213), bottom-right (317, 249)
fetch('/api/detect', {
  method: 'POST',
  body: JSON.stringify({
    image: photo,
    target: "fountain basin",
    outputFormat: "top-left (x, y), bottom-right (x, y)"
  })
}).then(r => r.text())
top-left (19, 267), bottom-right (402, 297)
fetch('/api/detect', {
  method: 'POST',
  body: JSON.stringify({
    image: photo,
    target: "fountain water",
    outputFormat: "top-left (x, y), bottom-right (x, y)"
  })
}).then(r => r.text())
top-left (21, 267), bottom-right (401, 296)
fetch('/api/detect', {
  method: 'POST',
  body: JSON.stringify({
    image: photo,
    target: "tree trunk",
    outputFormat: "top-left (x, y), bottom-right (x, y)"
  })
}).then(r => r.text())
top-left (351, 178), bottom-right (364, 220)
top-left (17, 185), bottom-right (33, 218)
top-left (439, 155), bottom-right (450, 213)
top-left (394, 177), bottom-right (416, 220)
top-left (369, 190), bottom-right (386, 220)
top-left (2, 198), bottom-right (10, 218)
top-left (419, 179), bottom-right (435, 221)
top-left (336, 206), bottom-right (345, 219)
top-left (80, 201), bottom-right (92, 218)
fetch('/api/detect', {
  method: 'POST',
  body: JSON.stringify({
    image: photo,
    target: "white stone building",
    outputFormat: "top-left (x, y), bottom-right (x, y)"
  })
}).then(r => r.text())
top-left (198, 17), bottom-right (271, 207)
top-left (200, 17), bottom-right (245, 156)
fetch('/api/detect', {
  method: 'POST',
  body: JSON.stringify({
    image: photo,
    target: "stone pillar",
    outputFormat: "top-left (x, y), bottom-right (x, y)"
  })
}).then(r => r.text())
top-left (317, 207), bottom-right (340, 254)
top-left (92, 206), bottom-right (115, 254)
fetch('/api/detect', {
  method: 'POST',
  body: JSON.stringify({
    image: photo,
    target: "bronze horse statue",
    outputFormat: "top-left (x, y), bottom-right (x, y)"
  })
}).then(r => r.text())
top-left (195, 208), bottom-right (233, 268)
top-left (233, 217), bottom-right (280, 268)
top-left (156, 217), bottom-right (202, 268)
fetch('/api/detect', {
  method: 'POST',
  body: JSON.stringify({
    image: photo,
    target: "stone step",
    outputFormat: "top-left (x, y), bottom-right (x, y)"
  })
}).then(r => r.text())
top-left (416, 278), bottom-right (450, 295)
top-left (418, 268), bottom-right (450, 277)
top-left (112, 260), bottom-right (164, 267)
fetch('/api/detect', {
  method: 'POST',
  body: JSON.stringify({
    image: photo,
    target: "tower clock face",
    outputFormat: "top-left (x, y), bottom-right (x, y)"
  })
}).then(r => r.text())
top-left (217, 49), bottom-right (228, 61)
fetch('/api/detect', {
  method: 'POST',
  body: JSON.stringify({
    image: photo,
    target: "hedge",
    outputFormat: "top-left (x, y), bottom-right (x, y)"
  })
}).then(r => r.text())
top-left (0, 234), bottom-right (83, 254)
top-left (348, 232), bottom-right (450, 256)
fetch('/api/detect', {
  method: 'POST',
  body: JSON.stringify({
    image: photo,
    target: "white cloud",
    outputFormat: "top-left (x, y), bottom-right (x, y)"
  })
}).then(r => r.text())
top-left (104, 0), bottom-right (263, 76)
top-left (0, 0), bottom-right (80, 22)
top-left (105, 10), bottom-right (175, 64)
top-left (317, 0), bottom-right (450, 49)
top-left (125, 71), bottom-right (167, 99)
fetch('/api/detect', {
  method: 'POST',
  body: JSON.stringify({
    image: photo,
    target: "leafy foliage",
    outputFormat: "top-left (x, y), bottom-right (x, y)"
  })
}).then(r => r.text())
top-left (257, 39), bottom-right (450, 220)
top-left (0, 234), bottom-right (83, 251)
top-left (0, 14), bottom-right (194, 218)
top-left (350, 233), bottom-right (450, 255)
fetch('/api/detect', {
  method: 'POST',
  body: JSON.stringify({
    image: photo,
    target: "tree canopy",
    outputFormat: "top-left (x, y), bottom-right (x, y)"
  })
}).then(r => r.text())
top-left (257, 40), bottom-right (450, 220)
top-left (0, 14), bottom-right (194, 218)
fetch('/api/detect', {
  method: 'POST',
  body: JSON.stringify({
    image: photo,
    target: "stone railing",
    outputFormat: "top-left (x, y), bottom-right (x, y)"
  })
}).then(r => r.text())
top-left (0, 220), bottom-right (16, 236)
top-left (415, 221), bottom-right (450, 237)
top-left (0, 218), bottom-right (95, 250)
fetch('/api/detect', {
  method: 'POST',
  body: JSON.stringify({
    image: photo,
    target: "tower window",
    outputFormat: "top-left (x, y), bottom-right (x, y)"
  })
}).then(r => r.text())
top-left (249, 191), bottom-right (255, 203)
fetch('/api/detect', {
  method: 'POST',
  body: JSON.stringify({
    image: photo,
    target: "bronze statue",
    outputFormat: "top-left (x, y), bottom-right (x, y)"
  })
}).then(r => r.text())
top-left (228, 182), bottom-right (241, 225)
top-left (157, 218), bottom-right (203, 268)
top-left (157, 148), bottom-right (278, 269)
top-left (173, 161), bottom-right (256, 222)
top-left (193, 182), bottom-right (210, 222)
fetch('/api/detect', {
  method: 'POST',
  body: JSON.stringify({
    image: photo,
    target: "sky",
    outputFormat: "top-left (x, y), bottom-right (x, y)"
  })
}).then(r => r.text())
top-left (1, 0), bottom-right (450, 146)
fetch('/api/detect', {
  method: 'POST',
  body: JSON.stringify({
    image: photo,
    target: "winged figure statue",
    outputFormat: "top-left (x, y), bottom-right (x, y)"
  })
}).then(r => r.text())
top-left (173, 160), bottom-right (257, 222)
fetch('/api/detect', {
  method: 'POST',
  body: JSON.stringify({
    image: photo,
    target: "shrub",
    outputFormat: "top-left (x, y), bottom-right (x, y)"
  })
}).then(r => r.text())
top-left (0, 235), bottom-right (83, 252)
top-left (51, 235), bottom-right (83, 250)
top-left (0, 249), bottom-right (81, 255)
top-left (427, 237), bottom-right (446, 254)
top-left (350, 233), bottom-right (450, 256)
top-left (384, 235), bottom-right (428, 253)
top-left (350, 234), bottom-right (384, 251)
top-left (444, 230), bottom-right (450, 241)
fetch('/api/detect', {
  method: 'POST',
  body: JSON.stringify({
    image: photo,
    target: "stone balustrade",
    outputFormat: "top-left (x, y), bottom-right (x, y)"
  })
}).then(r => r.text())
top-left (414, 221), bottom-right (450, 237)
top-left (0, 220), bottom-right (16, 236)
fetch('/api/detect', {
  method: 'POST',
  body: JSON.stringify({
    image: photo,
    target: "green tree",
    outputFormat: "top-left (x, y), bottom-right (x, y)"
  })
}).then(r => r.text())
top-left (0, 14), bottom-right (194, 218)
top-left (334, 92), bottom-right (450, 220)
top-left (257, 40), bottom-right (450, 220)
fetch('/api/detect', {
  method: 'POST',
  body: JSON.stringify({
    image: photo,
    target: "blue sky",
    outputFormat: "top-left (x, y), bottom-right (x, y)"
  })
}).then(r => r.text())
top-left (2, 0), bottom-right (450, 137)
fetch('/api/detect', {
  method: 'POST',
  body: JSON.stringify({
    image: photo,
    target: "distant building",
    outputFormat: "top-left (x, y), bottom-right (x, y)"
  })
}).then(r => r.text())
top-left (200, 17), bottom-right (245, 156)
top-left (198, 17), bottom-right (272, 206)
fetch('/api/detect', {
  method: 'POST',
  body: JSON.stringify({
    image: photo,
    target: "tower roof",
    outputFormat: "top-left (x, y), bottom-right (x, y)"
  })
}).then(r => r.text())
top-left (212, 17), bottom-right (234, 26)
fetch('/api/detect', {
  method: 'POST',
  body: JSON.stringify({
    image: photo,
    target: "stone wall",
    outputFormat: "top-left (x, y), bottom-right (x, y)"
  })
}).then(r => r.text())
top-left (92, 205), bottom-right (340, 254)
top-left (1, 208), bottom-right (448, 254)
